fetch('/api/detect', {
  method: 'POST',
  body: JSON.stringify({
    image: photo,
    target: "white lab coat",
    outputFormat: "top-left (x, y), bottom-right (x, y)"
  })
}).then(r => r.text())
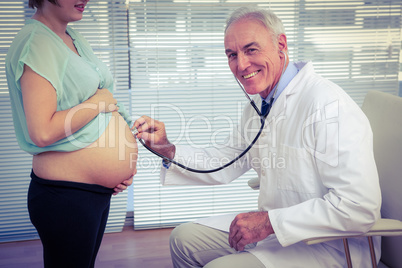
top-left (161, 61), bottom-right (382, 267)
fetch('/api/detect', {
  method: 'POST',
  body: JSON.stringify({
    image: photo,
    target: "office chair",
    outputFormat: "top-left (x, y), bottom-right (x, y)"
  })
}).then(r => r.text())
top-left (248, 91), bottom-right (402, 268)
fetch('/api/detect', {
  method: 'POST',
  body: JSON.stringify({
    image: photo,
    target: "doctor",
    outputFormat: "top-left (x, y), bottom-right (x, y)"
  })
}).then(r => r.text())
top-left (134, 6), bottom-right (382, 268)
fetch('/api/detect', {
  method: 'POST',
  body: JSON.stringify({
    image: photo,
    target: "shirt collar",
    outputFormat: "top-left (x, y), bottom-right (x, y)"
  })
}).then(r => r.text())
top-left (262, 62), bottom-right (299, 103)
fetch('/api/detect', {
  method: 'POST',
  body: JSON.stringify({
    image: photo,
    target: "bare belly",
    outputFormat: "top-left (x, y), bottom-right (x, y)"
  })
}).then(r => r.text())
top-left (32, 112), bottom-right (138, 188)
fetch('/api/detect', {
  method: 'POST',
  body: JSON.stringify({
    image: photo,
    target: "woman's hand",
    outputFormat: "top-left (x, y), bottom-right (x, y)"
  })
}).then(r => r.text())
top-left (87, 88), bottom-right (119, 113)
top-left (113, 169), bottom-right (136, 195)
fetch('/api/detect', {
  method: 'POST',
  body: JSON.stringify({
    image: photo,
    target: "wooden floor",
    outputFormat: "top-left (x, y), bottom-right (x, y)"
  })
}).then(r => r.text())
top-left (0, 226), bottom-right (174, 268)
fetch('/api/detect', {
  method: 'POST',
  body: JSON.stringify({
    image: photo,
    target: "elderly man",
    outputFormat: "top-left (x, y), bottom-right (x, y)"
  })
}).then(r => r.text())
top-left (134, 6), bottom-right (381, 268)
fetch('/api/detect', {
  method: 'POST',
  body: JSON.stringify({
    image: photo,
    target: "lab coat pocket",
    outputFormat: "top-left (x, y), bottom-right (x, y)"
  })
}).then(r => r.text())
top-left (277, 145), bottom-right (315, 194)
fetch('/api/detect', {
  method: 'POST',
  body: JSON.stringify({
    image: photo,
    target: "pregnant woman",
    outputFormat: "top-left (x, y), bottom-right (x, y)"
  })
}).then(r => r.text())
top-left (5, 0), bottom-right (138, 267)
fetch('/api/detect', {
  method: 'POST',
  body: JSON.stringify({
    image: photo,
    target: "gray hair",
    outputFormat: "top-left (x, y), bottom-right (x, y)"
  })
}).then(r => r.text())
top-left (225, 7), bottom-right (285, 42)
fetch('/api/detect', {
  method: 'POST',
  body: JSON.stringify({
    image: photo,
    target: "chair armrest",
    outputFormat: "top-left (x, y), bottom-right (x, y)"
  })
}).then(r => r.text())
top-left (303, 218), bottom-right (402, 245)
top-left (248, 177), bottom-right (260, 190)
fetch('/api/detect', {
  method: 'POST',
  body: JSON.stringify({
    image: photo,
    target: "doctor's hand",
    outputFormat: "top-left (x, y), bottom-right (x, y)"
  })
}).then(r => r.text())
top-left (229, 211), bottom-right (274, 251)
top-left (133, 115), bottom-right (176, 159)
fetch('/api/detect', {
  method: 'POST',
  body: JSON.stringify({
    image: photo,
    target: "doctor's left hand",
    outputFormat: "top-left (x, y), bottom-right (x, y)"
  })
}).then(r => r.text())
top-left (229, 211), bottom-right (274, 251)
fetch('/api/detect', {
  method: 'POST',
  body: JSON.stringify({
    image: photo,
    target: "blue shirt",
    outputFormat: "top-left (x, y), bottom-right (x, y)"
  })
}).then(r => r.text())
top-left (262, 61), bottom-right (299, 105)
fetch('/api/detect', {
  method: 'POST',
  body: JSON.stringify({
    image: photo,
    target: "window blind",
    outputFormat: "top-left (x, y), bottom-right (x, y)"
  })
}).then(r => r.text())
top-left (69, 1), bottom-right (131, 234)
top-left (290, 0), bottom-right (401, 105)
top-left (129, 0), bottom-right (401, 229)
top-left (128, 1), bottom-right (259, 230)
top-left (0, 0), bottom-right (37, 243)
top-left (0, 1), bottom-right (130, 242)
top-left (0, 0), bottom-right (401, 240)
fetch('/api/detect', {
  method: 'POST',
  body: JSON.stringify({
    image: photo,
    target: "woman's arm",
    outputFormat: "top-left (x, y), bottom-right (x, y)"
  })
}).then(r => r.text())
top-left (20, 64), bottom-right (119, 147)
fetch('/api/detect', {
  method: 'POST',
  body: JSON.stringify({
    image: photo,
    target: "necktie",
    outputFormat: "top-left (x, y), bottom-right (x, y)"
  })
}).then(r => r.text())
top-left (261, 99), bottom-right (272, 117)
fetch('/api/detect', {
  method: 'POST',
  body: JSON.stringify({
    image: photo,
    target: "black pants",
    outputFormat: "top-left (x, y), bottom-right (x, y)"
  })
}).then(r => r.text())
top-left (28, 170), bottom-right (114, 268)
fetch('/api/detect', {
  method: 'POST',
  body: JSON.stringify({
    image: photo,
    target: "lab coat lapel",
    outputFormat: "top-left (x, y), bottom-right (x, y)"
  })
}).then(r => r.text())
top-left (269, 61), bottom-right (312, 120)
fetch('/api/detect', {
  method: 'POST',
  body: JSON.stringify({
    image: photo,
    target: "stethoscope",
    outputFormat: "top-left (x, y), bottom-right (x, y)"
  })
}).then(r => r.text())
top-left (134, 51), bottom-right (287, 173)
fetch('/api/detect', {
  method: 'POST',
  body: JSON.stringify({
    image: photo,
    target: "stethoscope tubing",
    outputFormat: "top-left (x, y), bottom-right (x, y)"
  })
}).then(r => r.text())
top-left (137, 103), bottom-right (266, 173)
top-left (136, 52), bottom-right (287, 173)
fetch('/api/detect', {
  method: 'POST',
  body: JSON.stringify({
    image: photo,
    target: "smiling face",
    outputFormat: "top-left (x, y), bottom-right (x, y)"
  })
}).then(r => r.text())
top-left (37, 0), bottom-right (89, 26)
top-left (224, 18), bottom-right (288, 98)
top-left (32, 0), bottom-right (89, 34)
top-left (53, 0), bottom-right (89, 22)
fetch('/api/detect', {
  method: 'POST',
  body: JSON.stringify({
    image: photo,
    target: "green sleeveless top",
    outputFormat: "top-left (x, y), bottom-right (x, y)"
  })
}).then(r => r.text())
top-left (6, 19), bottom-right (131, 155)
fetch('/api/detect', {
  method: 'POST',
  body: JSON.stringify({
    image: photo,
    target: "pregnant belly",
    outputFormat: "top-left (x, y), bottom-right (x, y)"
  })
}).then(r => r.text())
top-left (32, 112), bottom-right (138, 188)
